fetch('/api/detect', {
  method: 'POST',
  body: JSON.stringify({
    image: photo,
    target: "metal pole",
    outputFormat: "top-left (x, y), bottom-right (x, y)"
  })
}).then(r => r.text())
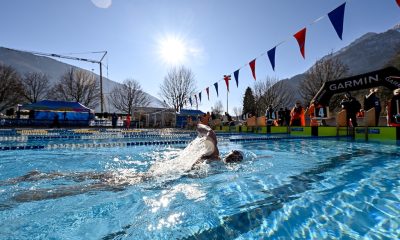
top-left (99, 51), bottom-right (107, 115)
top-left (99, 62), bottom-right (104, 114)
top-left (226, 90), bottom-right (228, 114)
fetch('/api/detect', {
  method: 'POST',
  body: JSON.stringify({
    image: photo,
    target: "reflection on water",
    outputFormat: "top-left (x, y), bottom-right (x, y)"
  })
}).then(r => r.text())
top-left (0, 138), bottom-right (399, 239)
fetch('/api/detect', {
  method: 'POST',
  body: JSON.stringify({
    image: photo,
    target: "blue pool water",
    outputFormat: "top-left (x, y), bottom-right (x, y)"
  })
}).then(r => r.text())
top-left (0, 133), bottom-right (399, 239)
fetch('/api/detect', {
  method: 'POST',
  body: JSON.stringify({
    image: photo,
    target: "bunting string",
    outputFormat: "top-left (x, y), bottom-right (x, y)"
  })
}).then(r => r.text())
top-left (189, 0), bottom-right (397, 110)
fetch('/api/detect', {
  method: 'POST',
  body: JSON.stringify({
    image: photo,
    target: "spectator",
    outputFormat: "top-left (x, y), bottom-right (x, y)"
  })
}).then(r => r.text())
top-left (284, 107), bottom-right (291, 126)
top-left (290, 101), bottom-right (305, 126)
top-left (340, 92), bottom-right (361, 127)
top-left (112, 113), bottom-right (118, 128)
top-left (51, 113), bottom-right (60, 128)
top-left (389, 88), bottom-right (400, 125)
top-left (363, 88), bottom-right (381, 126)
top-left (277, 108), bottom-right (285, 126)
top-left (223, 112), bottom-right (234, 126)
top-left (126, 115), bottom-right (131, 129)
top-left (308, 100), bottom-right (321, 126)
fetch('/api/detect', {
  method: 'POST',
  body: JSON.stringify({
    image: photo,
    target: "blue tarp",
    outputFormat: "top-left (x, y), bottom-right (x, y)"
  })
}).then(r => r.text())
top-left (21, 100), bottom-right (94, 121)
top-left (176, 109), bottom-right (205, 128)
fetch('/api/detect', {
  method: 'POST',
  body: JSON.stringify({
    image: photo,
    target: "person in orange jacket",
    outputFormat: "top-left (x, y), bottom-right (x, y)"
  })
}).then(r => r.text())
top-left (290, 101), bottom-right (305, 126)
top-left (126, 115), bottom-right (131, 129)
top-left (308, 99), bottom-right (321, 126)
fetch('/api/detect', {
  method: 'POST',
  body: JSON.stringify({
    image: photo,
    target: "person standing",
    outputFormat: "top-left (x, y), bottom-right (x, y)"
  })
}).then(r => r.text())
top-left (290, 101), bottom-right (305, 126)
top-left (340, 92), bottom-right (361, 127)
top-left (284, 107), bottom-right (291, 126)
top-left (308, 100), bottom-right (320, 126)
top-left (126, 115), bottom-right (131, 129)
top-left (112, 113), bottom-right (118, 128)
top-left (388, 88), bottom-right (400, 125)
top-left (363, 88), bottom-right (381, 126)
top-left (277, 108), bottom-right (285, 126)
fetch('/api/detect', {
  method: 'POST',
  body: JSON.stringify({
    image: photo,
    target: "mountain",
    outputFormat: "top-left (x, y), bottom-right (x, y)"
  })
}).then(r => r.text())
top-left (0, 47), bottom-right (168, 112)
top-left (278, 26), bottom-right (400, 102)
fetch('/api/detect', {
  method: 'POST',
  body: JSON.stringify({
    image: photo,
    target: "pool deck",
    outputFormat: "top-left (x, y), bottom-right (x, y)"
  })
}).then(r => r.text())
top-left (214, 125), bottom-right (400, 143)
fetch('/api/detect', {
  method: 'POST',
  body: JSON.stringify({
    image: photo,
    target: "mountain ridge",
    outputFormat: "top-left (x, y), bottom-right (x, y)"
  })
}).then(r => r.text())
top-left (278, 27), bottom-right (400, 103)
top-left (0, 47), bottom-right (167, 112)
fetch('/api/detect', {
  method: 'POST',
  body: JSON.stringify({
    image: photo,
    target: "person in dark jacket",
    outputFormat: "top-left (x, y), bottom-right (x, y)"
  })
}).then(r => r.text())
top-left (341, 92), bottom-right (361, 127)
top-left (111, 113), bottom-right (118, 128)
top-left (363, 88), bottom-right (381, 126)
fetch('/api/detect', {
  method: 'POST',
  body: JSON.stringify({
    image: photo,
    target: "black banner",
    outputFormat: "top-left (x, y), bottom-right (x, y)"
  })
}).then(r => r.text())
top-left (314, 66), bottom-right (400, 105)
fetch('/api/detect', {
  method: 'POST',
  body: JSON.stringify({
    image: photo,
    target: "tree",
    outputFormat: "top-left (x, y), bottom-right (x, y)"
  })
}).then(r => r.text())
top-left (212, 100), bottom-right (224, 117)
top-left (233, 106), bottom-right (243, 120)
top-left (109, 79), bottom-right (150, 115)
top-left (21, 72), bottom-right (50, 103)
top-left (51, 68), bottom-right (99, 108)
top-left (0, 64), bottom-right (23, 112)
top-left (253, 77), bottom-right (296, 116)
top-left (299, 54), bottom-right (348, 107)
top-left (159, 66), bottom-right (196, 112)
top-left (242, 87), bottom-right (256, 116)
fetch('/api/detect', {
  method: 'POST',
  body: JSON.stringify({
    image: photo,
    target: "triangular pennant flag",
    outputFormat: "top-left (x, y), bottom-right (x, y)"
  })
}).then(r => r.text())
top-left (206, 87), bottom-right (210, 100)
top-left (294, 28), bottom-right (307, 59)
top-left (267, 47), bottom-right (276, 71)
top-left (199, 92), bottom-right (202, 103)
top-left (214, 82), bottom-right (219, 97)
top-left (328, 3), bottom-right (346, 40)
top-left (397, 0), bottom-right (400, 7)
top-left (234, 70), bottom-right (239, 87)
top-left (224, 75), bottom-right (230, 92)
top-left (194, 94), bottom-right (198, 106)
top-left (249, 59), bottom-right (256, 80)
top-left (189, 97), bottom-right (192, 106)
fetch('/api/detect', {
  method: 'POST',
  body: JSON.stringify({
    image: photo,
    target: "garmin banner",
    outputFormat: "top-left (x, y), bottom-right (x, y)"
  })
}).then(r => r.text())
top-left (313, 66), bottom-right (400, 105)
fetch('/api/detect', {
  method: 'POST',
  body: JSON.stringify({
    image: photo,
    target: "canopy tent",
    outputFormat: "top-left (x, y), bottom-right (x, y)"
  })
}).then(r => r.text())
top-left (176, 109), bottom-right (205, 128)
top-left (21, 100), bottom-right (94, 122)
top-left (22, 100), bottom-right (92, 112)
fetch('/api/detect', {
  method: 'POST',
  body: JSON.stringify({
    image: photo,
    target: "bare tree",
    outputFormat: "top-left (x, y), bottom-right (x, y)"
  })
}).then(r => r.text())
top-left (233, 106), bottom-right (242, 120)
top-left (21, 72), bottom-right (50, 103)
top-left (109, 79), bottom-right (150, 115)
top-left (299, 54), bottom-right (348, 105)
top-left (159, 66), bottom-right (196, 112)
top-left (0, 64), bottom-right (23, 112)
top-left (51, 68), bottom-right (99, 108)
top-left (212, 100), bottom-right (224, 117)
top-left (253, 76), bottom-right (295, 116)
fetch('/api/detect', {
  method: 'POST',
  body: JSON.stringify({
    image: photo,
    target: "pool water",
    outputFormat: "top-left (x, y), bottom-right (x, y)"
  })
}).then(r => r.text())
top-left (0, 135), bottom-right (399, 239)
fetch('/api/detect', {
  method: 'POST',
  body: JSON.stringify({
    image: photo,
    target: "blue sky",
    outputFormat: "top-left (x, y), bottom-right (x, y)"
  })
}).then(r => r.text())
top-left (1, 0), bottom-right (399, 113)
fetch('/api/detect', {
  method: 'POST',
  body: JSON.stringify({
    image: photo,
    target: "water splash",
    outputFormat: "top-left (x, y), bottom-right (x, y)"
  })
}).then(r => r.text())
top-left (148, 137), bottom-right (211, 181)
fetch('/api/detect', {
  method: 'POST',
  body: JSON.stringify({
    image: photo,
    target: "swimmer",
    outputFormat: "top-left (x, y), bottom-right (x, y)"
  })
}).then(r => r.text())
top-left (195, 124), bottom-right (243, 164)
top-left (5, 125), bottom-right (244, 202)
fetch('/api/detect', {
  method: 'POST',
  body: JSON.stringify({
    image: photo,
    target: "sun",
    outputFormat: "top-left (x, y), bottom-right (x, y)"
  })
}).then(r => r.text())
top-left (158, 36), bottom-right (187, 65)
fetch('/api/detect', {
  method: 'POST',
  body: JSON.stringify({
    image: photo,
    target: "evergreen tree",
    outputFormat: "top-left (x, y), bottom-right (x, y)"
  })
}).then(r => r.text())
top-left (242, 87), bottom-right (256, 116)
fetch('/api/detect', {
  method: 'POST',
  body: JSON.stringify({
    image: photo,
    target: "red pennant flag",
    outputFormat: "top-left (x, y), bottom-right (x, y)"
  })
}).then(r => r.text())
top-left (397, 0), bottom-right (400, 7)
top-left (206, 87), bottom-right (210, 100)
top-left (224, 75), bottom-right (231, 92)
top-left (294, 28), bottom-right (307, 59)
top-left (249, 59), bottom-right (256, 80)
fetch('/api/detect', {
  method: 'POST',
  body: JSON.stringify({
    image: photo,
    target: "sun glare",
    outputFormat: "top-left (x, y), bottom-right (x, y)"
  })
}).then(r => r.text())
top-left (159, 36), bottom-right (187, 65)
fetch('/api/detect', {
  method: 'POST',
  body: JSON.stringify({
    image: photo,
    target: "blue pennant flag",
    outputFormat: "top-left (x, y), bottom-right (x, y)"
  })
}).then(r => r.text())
top-left (199, 92), bottom-right (202, 102)
top-left (328, 3), bottom-right (346, 40)
top-left (214, 82), bottom-right (219, 97)
top-left (189, 97), bottom-right (192, 106)
top-left (234, 70), bottom-right (239, 87)
top-left (267, 47), bottom-right (276, 71)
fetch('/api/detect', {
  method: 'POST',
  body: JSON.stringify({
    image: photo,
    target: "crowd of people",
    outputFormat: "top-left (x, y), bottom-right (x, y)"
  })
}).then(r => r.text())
top-left (197, 87), bottom-right (399, 128)
top-left (175, 88), bottom-right (400, 128)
